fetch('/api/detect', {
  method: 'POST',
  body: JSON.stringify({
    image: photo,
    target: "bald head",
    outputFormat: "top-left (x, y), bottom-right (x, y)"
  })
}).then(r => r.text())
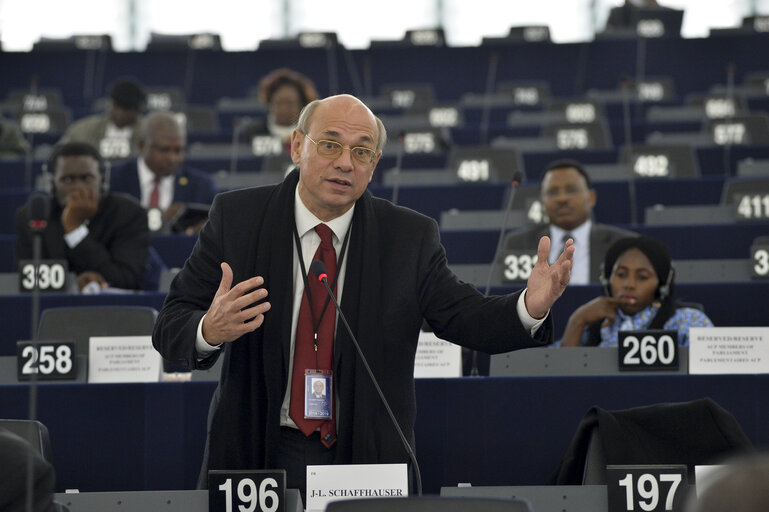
top-left (139, 111), bottom-right (186, 178)
top-left (297, 94), bottom-right (387, 151)
top-left (140, 112), bottom-right (185, 142)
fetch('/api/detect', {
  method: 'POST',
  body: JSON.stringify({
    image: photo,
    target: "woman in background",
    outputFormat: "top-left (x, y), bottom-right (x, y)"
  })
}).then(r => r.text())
top-left (560, 236), bottom-right (712, 347)
top-left (241, 68), bottom-right (318, 149)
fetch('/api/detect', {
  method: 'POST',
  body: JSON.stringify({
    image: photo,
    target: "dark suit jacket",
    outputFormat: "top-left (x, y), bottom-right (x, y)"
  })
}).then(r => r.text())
top-left (0, 428), bottom-right (56, 512)
top-left (110, 160), bottom-right (218, 206)
top-left (153, 169), bottom-right (552, 483)
top-left (15, 193), bottom-right (150, 290)
top-left (551, 398), bottom-right (754, 485)
top-left (503, 223), bottom-right (637, 283)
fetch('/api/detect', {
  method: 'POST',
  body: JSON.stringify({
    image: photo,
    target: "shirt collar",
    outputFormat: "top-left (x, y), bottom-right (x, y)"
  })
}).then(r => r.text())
top-left (550, 219), bottom-right (592, 245)
top-left (294, 185), bottom-right (354, 244)
top-left (138, 157), bottom-right (173, 186)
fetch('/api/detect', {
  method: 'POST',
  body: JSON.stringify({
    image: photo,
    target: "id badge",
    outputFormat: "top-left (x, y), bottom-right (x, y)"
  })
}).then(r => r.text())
top-left (304, 370), bottom-right (332, 420)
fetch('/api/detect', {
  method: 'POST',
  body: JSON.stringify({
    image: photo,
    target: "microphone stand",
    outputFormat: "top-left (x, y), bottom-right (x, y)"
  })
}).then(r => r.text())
top-left (391, 133), bottom-right (404, 206)
top-left (313, 264), bottom-right (423, 497)
top-left (479, 52), bottom-right (499, 146)
top-left (470, 173), bottom-right (522, 376)
top-left (26, 214), bottom-right (45, 512)
top-left (621, 78), bottom-right (638, 226)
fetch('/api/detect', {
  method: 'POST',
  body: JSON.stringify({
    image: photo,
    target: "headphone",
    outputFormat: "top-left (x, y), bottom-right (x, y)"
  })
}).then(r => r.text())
top-left (40, 144), bottom-right (111, 196)
top-left (599, 262), bottom-right (675, 300)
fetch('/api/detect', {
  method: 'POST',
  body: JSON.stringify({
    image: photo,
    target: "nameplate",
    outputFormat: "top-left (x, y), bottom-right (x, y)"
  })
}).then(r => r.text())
top-left (306, 463), bottom-right (408, 512)
top-left (16, 341), bottom-right (77, 381)
top-left (18, 259), bottom-right (69, 292)
top-left (99, 137), bottom-right (131, 159)
top-left (147, 207), bottom-right (164, 232)
top-left (428, 107), bottom-right (459, 127)
top-left (525, 198), bottom-right (548, 224)
top-left (500, 252), bottom-right (538, 283)
top-left (88, 336), bottom-right (161, 383)
top-left (251, 135), bottom-right (284, 156)
top-left (555, 127), bottom-right (590, 149)
top-left (735, 193), bottom-right (769, 222)
top-left (414, 331), bottom-right (461, 378)
top-left (402, 132), bottom-right (436, 154)
top-left (689, 327), bottom-right (769, 374)
top-left (208, 469), bottom-right (286, 512)
top-left (20, 113), bottom-right (51, 133)
top-left (456, 159), bottom-right (491, 182)
top-left (752, 242), bottom-right (769, 279)
top-left (607, 465), bottom-right (687, 512)
top-left (618, 330), bottom-right (679, 371)
top-left (147, 93), bottom-right (172, 111)
top-left (633, 154), bottom-right (671, 178)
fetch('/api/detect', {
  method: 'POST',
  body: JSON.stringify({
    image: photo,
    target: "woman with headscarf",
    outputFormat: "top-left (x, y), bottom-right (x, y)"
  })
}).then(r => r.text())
top-left (560, 235), bottom-right (713, 347)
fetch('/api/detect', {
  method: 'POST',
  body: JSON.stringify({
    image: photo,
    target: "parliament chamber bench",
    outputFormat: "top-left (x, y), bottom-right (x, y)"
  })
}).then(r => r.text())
top-left (0, 374), bottom-right (767, 496)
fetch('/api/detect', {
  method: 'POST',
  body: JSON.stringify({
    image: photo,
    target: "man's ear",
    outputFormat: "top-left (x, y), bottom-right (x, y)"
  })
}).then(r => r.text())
top-left (290, 130), bottom-right (303, 165)
top-left (369, 151), bottom-right (382, 183)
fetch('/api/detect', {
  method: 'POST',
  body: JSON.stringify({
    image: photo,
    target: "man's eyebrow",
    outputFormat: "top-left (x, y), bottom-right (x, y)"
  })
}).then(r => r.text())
top-left (321, 130), bottom-right (374, 145)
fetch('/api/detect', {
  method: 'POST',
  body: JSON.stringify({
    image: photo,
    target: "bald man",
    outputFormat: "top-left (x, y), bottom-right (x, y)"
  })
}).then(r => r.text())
top-left (110, 111), bottom-right (217, 232)
top-left (153, 94), bottom-right (574, 497)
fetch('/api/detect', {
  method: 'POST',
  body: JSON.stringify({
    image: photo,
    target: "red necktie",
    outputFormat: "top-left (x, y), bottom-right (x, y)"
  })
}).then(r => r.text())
top-left (148, 178), bottom-right (160, 208)
top-left (289, 224), bottom-right (338, 448)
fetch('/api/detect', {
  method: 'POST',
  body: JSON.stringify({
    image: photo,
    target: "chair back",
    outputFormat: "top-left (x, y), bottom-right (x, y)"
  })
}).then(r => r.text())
top-left (0, 419), bottom-right (53, 462)
top-left (37, 306), bottom-right (158, 357)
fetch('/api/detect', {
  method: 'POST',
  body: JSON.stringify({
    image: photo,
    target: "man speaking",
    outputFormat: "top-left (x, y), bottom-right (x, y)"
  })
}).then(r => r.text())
top-left (152, 94), bottom-right (574, 498)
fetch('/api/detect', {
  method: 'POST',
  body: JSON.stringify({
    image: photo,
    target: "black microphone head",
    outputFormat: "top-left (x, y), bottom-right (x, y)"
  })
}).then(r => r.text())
top-left (27, 192), bottom-right (50, 232)
top-left (310, 260), bottom-right (328, 281)
top-left (511, 171), bottom-right (524, 185)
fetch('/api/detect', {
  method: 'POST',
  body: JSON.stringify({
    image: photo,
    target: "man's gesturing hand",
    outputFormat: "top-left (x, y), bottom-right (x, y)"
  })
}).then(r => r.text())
top-left (524, 235), bottom-right (574, 319)
top-left (201, 262), bottom-right (271, 346)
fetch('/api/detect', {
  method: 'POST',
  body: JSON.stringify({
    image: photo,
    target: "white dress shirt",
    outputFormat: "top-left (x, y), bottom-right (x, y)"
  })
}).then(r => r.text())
top-left (195, 184), bottom-right (548, 427)
top-left (549, 220), bottom-right (591, 285)
top-left (138, 157), bottom-right (174, 210)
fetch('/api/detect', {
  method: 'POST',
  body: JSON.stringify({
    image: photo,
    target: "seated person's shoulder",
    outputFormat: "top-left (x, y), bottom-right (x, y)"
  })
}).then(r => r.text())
top-left (675, 306), bottom-right (713, 327)
top-left (105, 191), bottom-right (147, 215)
top-left (503, 224), bottom-right (545, 249)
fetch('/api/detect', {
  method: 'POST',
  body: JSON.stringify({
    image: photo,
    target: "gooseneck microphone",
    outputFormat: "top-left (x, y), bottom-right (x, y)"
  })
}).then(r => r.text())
top-left (470, 170), bottom-right (524, 376)
top-left (26, 191), bottom-right (49, 512)
top-left (620, 76), bottom-right (638, 226)
top-left (309, 260), bottom-right (423, 496)
top-left (27, 192), bottom-right (50, 339)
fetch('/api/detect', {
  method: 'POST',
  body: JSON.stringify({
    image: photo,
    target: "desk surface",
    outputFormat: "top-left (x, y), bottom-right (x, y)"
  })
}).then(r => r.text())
top-left (1, 374), bottom-right (766, 495)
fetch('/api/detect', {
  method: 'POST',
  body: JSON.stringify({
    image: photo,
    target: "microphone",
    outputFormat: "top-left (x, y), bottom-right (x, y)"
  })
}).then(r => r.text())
top-left (483, 170), bottom-right (524, 296)
top-left (469, 170), bottom-right (524, 376)
top-left (229, 117), bottom-right (242, 176)
top-left (479, 52), bottom-right (499, 146)
top-left (619, 75), bottom-right (638, 226)
top-left (309, 260), bottom-right (423, 496)
top-left (27, 192), bottom-right (50, 232)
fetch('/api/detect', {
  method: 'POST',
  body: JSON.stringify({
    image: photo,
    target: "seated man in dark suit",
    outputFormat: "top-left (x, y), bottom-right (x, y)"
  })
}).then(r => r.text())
top-left (503, 159), bottom-right (636, 284)
top-left (59, 79), bottom-right (146, 160)
top-left (0, 117), bottom-right (29, 157)
top-left (110, 111), bottom-right (217, 234)
top-left (15, 142), bottom-right (150, 291)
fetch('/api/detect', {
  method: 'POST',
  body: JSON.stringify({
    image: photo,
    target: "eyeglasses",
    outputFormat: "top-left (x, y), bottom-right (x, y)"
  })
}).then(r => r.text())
top-left (304, 134), bottom-right (377, 165)
top-left (542, 185), bottom-right (586, 199)
top-left (56, 173), bottom-right (98, 185)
